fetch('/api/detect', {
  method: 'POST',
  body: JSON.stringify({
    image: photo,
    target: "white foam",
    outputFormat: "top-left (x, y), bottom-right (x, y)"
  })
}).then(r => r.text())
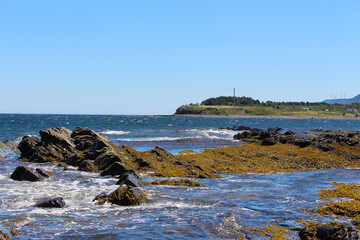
top-left (118, 137), bottom-right (195, 142)
top-left (100, 130), bottom-right (131, 135)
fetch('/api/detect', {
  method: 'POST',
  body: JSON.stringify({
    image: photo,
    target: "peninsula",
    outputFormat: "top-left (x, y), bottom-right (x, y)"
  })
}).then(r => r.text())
top-left (175, 96), bottom-right (360, 118)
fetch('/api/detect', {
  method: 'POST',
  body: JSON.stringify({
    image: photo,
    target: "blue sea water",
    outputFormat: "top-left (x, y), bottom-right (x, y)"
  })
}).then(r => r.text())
top-left (1, 114), bottom-right (360, 239)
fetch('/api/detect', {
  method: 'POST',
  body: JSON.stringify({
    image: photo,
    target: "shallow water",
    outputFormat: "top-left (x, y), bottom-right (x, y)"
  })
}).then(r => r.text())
top-left (1, 114), bottom-right (360, 239)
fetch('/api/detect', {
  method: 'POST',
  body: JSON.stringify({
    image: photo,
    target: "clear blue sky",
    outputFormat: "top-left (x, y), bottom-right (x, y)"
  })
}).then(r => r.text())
top-left (1, 1), bottom-right (359, 114)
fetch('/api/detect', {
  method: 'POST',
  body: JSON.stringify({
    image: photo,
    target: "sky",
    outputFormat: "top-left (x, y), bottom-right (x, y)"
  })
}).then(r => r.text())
top-left (1, 0), bottom-right (359, 115)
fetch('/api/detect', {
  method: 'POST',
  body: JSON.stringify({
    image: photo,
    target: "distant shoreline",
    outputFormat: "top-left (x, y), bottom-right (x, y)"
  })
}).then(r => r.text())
top-left (171, 114), bottom-right (360, 120)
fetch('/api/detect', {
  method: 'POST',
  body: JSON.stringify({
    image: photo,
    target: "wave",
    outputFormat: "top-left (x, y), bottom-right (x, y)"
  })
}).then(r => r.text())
top-left (99, 130), bottom-right (131, 135)
top-left (117, 137), bottom-right (198, 142)
top-left (184, 128), bottom-right (236, 140)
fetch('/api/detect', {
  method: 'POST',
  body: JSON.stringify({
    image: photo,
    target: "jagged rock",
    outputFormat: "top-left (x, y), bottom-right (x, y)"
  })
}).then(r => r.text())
top-left (108, 185), bottom-right (146, 206)
top-left (78, 160), bottom-right (96, 172)
top-left (10, 166), bottom-right (43, 181)
top-left (116, 172), bottom-right (143, 187)
top-left (299, 223), bottom-right (360, 240)
top-left (34, 197), bottom-right (66, 208)
top-left (39, 127), bottom-right (76, 152)
top-left (100, 162), bottom-right (130, 176)
top-left (95, 151), bottom-right (126, 170)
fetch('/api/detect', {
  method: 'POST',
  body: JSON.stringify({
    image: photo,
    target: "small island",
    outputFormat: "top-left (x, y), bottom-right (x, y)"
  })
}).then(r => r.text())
top-left (175, 95), bottom-right (360, 118)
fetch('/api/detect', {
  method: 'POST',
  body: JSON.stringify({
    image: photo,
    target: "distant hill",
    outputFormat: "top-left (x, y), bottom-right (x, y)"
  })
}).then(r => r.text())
top-left (323, 94), bottom-right (360, 105)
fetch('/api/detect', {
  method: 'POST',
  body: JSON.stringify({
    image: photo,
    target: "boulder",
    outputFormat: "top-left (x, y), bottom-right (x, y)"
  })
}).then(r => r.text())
top-left (314, 142), bottom-right (335, 152)
top-left (34, 197), bottom-right (66, 208)
top-left (108, 185), bottom-right (146, 206)
top-left (100, 162), bottom-right (131, 176)
top-left (10, 166), bottom-right (43, 182)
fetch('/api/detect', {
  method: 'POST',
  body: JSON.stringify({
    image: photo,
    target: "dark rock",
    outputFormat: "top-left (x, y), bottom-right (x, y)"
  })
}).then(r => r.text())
top-left (17, 136), bottom-right (41, 160)
top-left (66, 153), bottom-right (83, 166)
top-left (108, 185), bottom-right (146, 206)
top-left (116, 172), bottom-right (143, 187)
top-left (261, 138), bottom-right (277, 146)
top-left (314, 142), bottom-right (335, 152)
top-left (10, 166), bottom-right (43, 182)
top-left (39, 127), bottom-right (76, 152)
top-left (34, 197), bottom-right (66, 208)
top-left (100, 162), bottom-right (130, 176)
top-left (233, 131), bottom-right (250, 140)
top-left (259, 131), bottom-right (272, 140)
top-left (299, 223), bottom-right (360, 240)
top-left (35, 168), bottom-right (51, 178)
top-left (78, 160), bottom-right (96, 172)
top-left (294, 138), bottom-right (312, 148)
top-left (135, 157), bottom-right (152, 168)
top-left (95, 151), bottom-right (126, 171)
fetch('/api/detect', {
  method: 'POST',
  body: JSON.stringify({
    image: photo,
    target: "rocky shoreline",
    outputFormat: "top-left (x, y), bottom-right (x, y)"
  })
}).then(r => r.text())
top-left (3, 125), bottom-right (360, 239)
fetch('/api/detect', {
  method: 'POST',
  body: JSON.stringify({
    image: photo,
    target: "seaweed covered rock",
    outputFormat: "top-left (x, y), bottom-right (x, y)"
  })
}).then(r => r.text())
top-left (17, 127), bottom-right (132, 174)
top-left (108, 185), bottom-right (146, 206)
top-left (34, 197), bottom-right (66, 208)
top-left (299, 223), bottom-right (360, 240)
top-left (10, 165), bottom-right (44, 181)
top-left (94, 186), bottom-right (146, 206)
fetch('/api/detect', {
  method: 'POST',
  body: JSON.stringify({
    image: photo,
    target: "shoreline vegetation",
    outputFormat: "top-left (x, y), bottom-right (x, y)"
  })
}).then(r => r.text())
top-left (175, 96), bottom-right (360, 119)
top-left (2, 125), bottom-right (360, 239)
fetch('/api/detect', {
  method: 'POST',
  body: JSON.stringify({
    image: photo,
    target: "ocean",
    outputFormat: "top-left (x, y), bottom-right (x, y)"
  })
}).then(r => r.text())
top-left (1, 114), bottom-right (360, 239)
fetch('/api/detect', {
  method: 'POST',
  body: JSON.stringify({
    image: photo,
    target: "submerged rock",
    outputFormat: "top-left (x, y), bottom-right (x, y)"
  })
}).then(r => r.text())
top-left (10, 165), bottom-right (44, 182)
top-left (148, 179), bottom-right (206, 187)
top-left (34, 197), bottom-right (66, 208)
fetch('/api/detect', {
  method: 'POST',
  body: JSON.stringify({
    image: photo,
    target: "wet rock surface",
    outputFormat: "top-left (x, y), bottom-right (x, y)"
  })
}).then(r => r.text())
top-left (93, 185), bottom-right (146, 206)
top-left (10, 165), bottom-right (44, 182)
top-left (34, 197), bottom-right (66, 208)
